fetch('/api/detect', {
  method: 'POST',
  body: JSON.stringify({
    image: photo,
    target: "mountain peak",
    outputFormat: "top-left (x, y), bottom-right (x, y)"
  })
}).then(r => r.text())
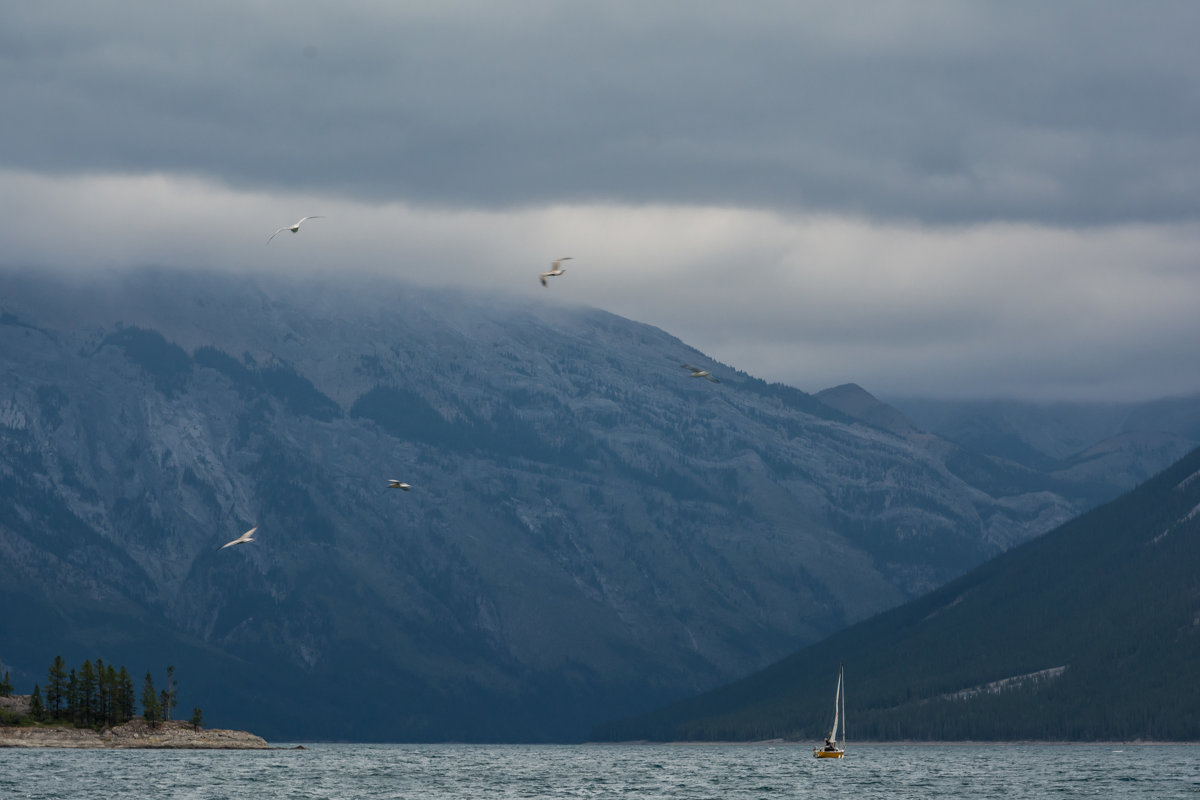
top-left (814, 383), bottom-right (918, 436)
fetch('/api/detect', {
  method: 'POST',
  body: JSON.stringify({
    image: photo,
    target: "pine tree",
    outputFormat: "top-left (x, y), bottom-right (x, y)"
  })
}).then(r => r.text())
top-left (0, 669), bottom-right (12, 696)
top-left (189, 706), bottom-right (203, 732)
top-left (66, 668), bottom-right (78, 725)
top-left (117, 666), bottom-right (136, 723)
top-left (29, 684), bottom-right (45, 721)
top-left (78, 660), bottom-right (96, 727)
top-left (142, 671), bottom-right (161, 727)
top-left (46, 655), bottom-right (67, 720)
top-left (161, 665), bottom-right (177, 722)
top-left (103, 664), bottom-right (118, 726)
top-left (95, 658), bottom-right (109, 726)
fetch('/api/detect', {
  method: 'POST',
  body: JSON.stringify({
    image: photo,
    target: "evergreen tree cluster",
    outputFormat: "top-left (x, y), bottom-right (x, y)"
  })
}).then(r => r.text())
top-left (19, 656), bottom-right (183, 730)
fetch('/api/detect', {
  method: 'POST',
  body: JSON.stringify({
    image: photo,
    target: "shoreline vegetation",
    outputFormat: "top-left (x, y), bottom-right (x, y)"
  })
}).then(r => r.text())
top-left (1, 694), bottom-right (273, 749)
top-left (1, 656), bottom-right (275, 749)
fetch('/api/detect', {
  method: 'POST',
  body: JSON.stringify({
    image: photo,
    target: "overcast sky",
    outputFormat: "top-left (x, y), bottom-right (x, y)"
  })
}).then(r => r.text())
top-left (3, 1), bottom-right (1199, 401)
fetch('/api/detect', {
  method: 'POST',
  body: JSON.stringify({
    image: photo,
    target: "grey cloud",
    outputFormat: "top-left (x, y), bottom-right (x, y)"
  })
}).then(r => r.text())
top-left (5, 2), bottom-right (1200, 225)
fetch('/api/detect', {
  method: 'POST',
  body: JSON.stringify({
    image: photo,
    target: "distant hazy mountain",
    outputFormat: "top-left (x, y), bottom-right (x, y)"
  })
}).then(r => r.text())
top-left (594, 444), bottom-right (1200, 742)
top-left (0, 267), bottom-right (1191, 741)
top-left (890, 395), bottom-right (1200, 489)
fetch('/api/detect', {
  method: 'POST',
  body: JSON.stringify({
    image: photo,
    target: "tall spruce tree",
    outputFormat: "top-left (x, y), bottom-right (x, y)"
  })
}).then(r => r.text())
top-left (103, 664), bottom-right (119, 725)
top-left (46, 656), bottom-right (67, 720)
top-left (142, 671), bottom-right (161, 727)
top-left (189, 706), bottom-right (203, 732)
top-left (117, 666), bottom-right (136, 723)
top-left (160, 665), bottom-right (177, 722)
top-left (0, 669), bottom-right (12, 696)
top-left (77, 660), bottom-right (96, 727)
top-left (94, 658), bottom-right (109, 726)
top-left (66, 668), bottom-right (78, 725)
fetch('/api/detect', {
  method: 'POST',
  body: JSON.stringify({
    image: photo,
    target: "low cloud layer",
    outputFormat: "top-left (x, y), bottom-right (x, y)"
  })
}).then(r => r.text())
top-left (5, 169), bottom-right (1197, 401)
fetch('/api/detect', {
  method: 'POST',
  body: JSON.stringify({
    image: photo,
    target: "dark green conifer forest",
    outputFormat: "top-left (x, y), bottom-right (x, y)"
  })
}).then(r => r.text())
top-left (0, 656), bottom-right (183, 730)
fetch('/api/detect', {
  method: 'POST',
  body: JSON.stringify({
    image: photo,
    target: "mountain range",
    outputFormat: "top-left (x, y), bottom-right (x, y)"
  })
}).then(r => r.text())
top-left (2, 266), bottom-right (1198, 741)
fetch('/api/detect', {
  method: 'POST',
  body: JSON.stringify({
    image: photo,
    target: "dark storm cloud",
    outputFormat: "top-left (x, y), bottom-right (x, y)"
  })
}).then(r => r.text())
top-left (5, 1), bottom-right (1200, 225)
top-left (5, 2), bottom-right (1200, 403)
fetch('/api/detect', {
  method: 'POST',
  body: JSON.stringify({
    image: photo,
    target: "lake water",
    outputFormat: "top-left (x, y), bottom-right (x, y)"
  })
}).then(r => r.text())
top-left (2, 742), bottom-right (1198, 799)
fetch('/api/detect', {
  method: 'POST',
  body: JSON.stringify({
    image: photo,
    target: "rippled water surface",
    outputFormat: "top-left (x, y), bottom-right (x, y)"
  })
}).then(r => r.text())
top-left (2, 743), bottom-right (1198, 799)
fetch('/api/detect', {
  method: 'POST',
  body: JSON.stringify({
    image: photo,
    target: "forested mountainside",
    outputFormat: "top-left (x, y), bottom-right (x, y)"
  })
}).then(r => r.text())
top-left (596, 445), bottom-right (1200, 742)
top-left (1, 267), bottom-right (1189, 741)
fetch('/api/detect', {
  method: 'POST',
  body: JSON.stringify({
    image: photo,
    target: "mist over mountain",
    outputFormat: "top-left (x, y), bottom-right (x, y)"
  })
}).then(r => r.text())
top-left (1, 267), bottom-right (1193, 741)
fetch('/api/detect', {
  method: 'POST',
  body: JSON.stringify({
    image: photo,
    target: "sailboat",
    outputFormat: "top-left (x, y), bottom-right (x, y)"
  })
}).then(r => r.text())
top-left (813, 663), bottom-right (845, 759)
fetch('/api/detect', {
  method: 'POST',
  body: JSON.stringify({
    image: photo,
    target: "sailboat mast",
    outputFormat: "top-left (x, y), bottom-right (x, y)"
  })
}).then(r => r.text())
top-left (840, 662), bottom-right (846, 747)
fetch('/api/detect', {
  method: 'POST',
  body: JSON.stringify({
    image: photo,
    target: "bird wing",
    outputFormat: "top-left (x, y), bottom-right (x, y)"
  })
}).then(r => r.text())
top-left (298, 216), bottom-right (324, 224)
top-left (266, 227), bottom-right (288, 245)
top-left (218, 525), bottom-right (257, 549)
top-left (540, 274), bottom-right (548, 286)
top-left (705, 374), bottom-right (721, 383)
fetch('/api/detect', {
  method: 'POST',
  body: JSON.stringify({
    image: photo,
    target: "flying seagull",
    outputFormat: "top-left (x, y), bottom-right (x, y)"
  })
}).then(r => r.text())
top-left (388, 480), bottom-right (412, 491)
top-left (218, 525), bottom-right (258, 550)
top-left (682, 364), bottom-right (720, 383)
top-left (539, 257), bottom-right (573, 287)
top-left (266, 216), bottom-right (325, 245)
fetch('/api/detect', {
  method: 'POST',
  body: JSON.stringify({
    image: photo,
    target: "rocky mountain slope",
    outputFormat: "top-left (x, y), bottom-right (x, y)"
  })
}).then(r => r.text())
top-left (0, 267), bottom-right (1190, 741)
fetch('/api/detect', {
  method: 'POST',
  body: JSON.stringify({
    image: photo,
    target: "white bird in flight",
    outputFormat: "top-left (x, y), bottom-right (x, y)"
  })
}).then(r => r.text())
top-left (388, 480), bottom-right (412, 491)
top-left (539, 257), bottom-right (573, 287)
top-left (218, 525), bottom-right (258, 550)
top-left (266, 216), bottom-right (325, 245)
top-left (682, 364), bottom-right (720, 383)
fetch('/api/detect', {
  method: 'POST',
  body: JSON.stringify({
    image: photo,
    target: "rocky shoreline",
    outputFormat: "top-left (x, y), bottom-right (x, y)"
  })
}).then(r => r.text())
top-left (0, 718), bottom-right (273, 750)
top-left (1, 693), bottom-right (274, 749)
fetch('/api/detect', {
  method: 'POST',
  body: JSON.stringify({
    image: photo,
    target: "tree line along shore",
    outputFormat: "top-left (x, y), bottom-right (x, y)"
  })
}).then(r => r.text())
top-left (0, 658), bottom-right (271, 749)
top-left (1, 657), bottom-right (195, 729)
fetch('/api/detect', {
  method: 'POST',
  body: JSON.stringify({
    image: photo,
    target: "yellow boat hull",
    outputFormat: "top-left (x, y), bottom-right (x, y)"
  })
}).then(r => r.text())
top-left (813, 748), bottom-right (844, 759)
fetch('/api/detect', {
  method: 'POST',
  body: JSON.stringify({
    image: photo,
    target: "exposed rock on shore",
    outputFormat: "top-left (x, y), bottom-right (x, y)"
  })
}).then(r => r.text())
top-left (0, 695), bottom-right (32, 717)
top-left (0, 719), bottom-right (271, 749)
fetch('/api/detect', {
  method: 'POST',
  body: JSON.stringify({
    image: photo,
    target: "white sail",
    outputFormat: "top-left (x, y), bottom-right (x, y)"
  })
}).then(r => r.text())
top-left (829, 667), bottom-right (842, 743)
top-left (829, 671), bottom-right (839, 740)
top-left (814, 663), bottom-right (846, 758)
